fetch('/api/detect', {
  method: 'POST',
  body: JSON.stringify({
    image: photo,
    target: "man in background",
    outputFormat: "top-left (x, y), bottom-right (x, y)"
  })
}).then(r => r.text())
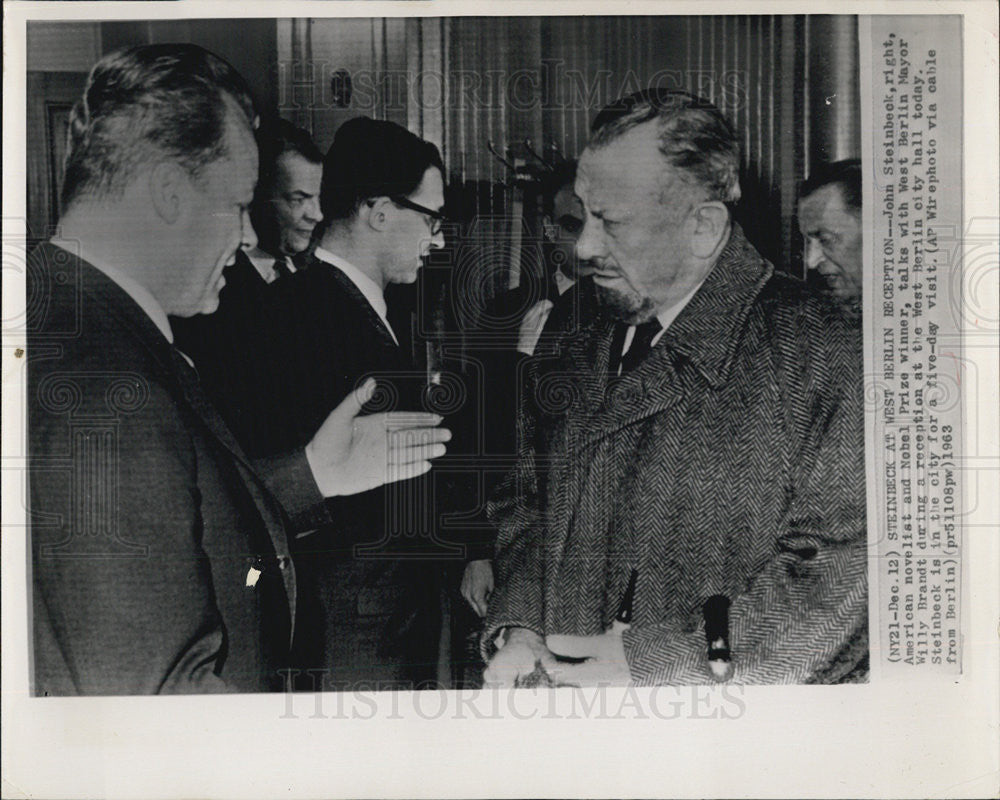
top-left (171, 119), bottom-right (324, 448)
top-left (28, 44), bottom-right (449, 695)
top-left (460, 160), bottom-right (593, 618)
top-left (797, 158), bottom-right (863, 316)
top-left (483, 90), bottom-right (867, 686)
top-left (249, 116), bottom-right (451, 689)
top-left (247, 118), bottom-right (324, 279)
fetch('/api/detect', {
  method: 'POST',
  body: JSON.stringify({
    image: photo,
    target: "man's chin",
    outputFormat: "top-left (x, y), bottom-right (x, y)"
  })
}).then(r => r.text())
top-left (392, 266), bottom-right (422, 285)
top-left (595, 283), bottom-right (653, 324)
top-left (193, 289), bottom-right (223, 317)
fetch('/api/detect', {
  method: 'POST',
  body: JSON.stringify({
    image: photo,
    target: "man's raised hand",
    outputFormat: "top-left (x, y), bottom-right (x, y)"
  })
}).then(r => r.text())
top-left (305, 378), bottom-right (451, 497)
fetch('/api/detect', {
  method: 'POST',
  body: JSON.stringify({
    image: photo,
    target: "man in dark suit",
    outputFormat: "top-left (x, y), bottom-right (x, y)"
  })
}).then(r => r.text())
top-left (27, 44), bottom-right (450, 695)
top-left (237, 117), bottom-right (452, 689)
top-left (483, 90), bottom-right (868, 686)
top-left (172, 119), bottom-right (324, 449)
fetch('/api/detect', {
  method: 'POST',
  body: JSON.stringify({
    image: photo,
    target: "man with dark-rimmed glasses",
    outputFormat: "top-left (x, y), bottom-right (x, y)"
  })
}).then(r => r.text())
top-left (228, 116), bottom-right (452, 689)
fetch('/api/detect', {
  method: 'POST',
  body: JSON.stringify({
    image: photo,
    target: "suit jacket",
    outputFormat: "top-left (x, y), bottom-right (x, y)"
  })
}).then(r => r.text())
top-left (28, 243), bottom-right (324, 695)
top-left (170, 249), bottom-right (287, 455)
top-left (483, 225), bottom-right (868, 684)
top-left (232, 253), bottom-right (445, 687)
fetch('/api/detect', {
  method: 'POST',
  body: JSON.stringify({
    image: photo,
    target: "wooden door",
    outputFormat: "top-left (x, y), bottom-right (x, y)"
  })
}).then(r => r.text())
top-left (26, 72), bottom-right (87, 241)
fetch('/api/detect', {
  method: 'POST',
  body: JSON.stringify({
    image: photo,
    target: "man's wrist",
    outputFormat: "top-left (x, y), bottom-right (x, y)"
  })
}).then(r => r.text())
top-left (303, 441), bottom-right (336, 497)
top-left (500, 626), bottom-right (542, 648)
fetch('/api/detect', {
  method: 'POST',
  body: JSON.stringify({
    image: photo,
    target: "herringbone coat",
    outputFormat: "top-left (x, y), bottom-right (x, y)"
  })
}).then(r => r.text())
top-left (483, 226), bottom-right (868, 684)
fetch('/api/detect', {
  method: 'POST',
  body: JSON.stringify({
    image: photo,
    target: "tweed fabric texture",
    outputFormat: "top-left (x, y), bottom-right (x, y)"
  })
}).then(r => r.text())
top-left (483, 226), bottom-right (868, 685)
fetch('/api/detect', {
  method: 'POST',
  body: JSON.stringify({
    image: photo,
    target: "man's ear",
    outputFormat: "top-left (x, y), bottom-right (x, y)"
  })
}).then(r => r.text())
top-left (148, 161), bottom-right (188, 225)
top-left (363, 197), bottom-right (392, 232)
top-left (689, 201), bottom-right (731, 259)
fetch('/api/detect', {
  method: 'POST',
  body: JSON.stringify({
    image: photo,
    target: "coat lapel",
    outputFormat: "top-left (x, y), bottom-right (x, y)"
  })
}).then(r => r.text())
top-left (314, 257), bottom-right (399, 349)
top-left (559, 318), bottom-right (685, 456)
top-left (61, 247), bottom-right (297, 631)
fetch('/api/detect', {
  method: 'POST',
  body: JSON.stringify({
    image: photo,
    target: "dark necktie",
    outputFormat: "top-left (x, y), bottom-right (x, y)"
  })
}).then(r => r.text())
top-left (272, 258), bottom-right (292, 281)
top-left (617, 318), bottom-right (663, 374)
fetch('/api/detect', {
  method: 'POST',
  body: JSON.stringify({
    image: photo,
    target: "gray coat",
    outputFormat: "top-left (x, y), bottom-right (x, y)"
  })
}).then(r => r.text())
top-left (484, 226), bottom-right (868, 684)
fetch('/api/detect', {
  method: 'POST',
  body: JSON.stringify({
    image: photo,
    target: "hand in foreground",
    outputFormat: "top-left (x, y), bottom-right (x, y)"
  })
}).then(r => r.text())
top-left (483, 627), bottom-right (557, 688)
top-left (545, 632), bottom-right (632, 687)
top-left (517, 299), bottom-right (554, 356)
top-left (305, 378), bottom-right (451, 497)
top-left (460, 559), bottom-right (495, 617)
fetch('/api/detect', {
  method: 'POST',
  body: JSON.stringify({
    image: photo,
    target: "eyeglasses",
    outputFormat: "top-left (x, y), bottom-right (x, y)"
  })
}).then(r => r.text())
top-left (556, 214), bottom-right (583, 235)
top-left (390, 195), bottom-right (449, 236)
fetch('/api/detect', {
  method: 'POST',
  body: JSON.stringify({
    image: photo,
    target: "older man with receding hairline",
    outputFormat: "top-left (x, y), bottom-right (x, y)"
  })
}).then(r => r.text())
top-left (483, 90), bottom-right (868, 687)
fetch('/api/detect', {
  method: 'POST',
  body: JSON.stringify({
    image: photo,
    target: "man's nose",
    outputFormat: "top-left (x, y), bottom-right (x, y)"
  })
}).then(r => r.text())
top-left (805, 239), bottom-right (825, 270)
top-left (304, 196), bottom-right (322, 224)
top-left (242, 208), bottom-right (258, 250)
top-left (574, 216), bottom-right (604, 263)
top-left (429, 227), bottom-right (445, 250)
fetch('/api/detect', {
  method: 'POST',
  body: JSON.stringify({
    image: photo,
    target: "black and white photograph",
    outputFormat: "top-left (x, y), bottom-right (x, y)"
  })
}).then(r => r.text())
top-left (2, 3), bottom-right (997, 799)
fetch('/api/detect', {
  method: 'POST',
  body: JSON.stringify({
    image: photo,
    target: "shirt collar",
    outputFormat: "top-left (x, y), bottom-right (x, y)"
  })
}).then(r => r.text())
top-left (617, 278), bottom-right (703, 370)
top-left (312, 246), bottom-right (397, 344)
top-left (552, 269), bottom-right (576, 297)
top-left (58, 243), bottom-right (174, 344)
top-left (245, 246), bottom-right (295, 282)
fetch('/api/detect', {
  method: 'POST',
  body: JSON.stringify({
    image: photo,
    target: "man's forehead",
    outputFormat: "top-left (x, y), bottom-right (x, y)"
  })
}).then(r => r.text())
top-left (578, 129), bottom-right (674, 207)
top-left (275, 152), bottom-right (322, 188)
top-left (800, 183), bottom-right (850, 222)
top-left (222, 112), bottom-right (258, 174)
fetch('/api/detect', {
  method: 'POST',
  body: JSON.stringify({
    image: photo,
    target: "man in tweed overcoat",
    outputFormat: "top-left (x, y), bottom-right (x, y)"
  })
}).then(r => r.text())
top-left (482, 90), bottom-right (867, 686)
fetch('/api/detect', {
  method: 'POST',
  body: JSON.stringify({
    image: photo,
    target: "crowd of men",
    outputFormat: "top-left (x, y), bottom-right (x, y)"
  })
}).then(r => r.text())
top-left (27, 43), bottom-right (868, 695)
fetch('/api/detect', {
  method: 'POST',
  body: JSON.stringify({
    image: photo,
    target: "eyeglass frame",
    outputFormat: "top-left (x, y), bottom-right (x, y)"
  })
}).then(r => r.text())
top-left (389, 195), bottom-right (449, 236)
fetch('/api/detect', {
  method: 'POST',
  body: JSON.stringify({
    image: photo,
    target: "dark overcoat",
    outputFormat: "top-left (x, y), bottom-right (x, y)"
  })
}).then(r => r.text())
top-left (28, 244), bottom-right (323, 694)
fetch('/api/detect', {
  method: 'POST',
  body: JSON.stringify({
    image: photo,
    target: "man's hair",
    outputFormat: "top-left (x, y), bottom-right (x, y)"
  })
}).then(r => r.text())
top-left (540, 160), bottom-right (577, 217)
top-left (256, 118), bottom-right (323, 197)
top-left (61, 44), bottom-right (256, 210)
top-left (800, 159), bottom-right (862, 216)
top-left (589, 89), bottom-right (741, 205)
top-left (319, 117), bottom-right (444, 223)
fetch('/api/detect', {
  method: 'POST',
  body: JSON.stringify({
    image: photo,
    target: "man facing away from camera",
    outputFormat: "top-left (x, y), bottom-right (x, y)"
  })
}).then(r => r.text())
top-left (27, 44), bottom-right (449, 695)
top-left (482, 90), bottom-right (868, 686)
top-left (797, 158), bottom-right (863, 317)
